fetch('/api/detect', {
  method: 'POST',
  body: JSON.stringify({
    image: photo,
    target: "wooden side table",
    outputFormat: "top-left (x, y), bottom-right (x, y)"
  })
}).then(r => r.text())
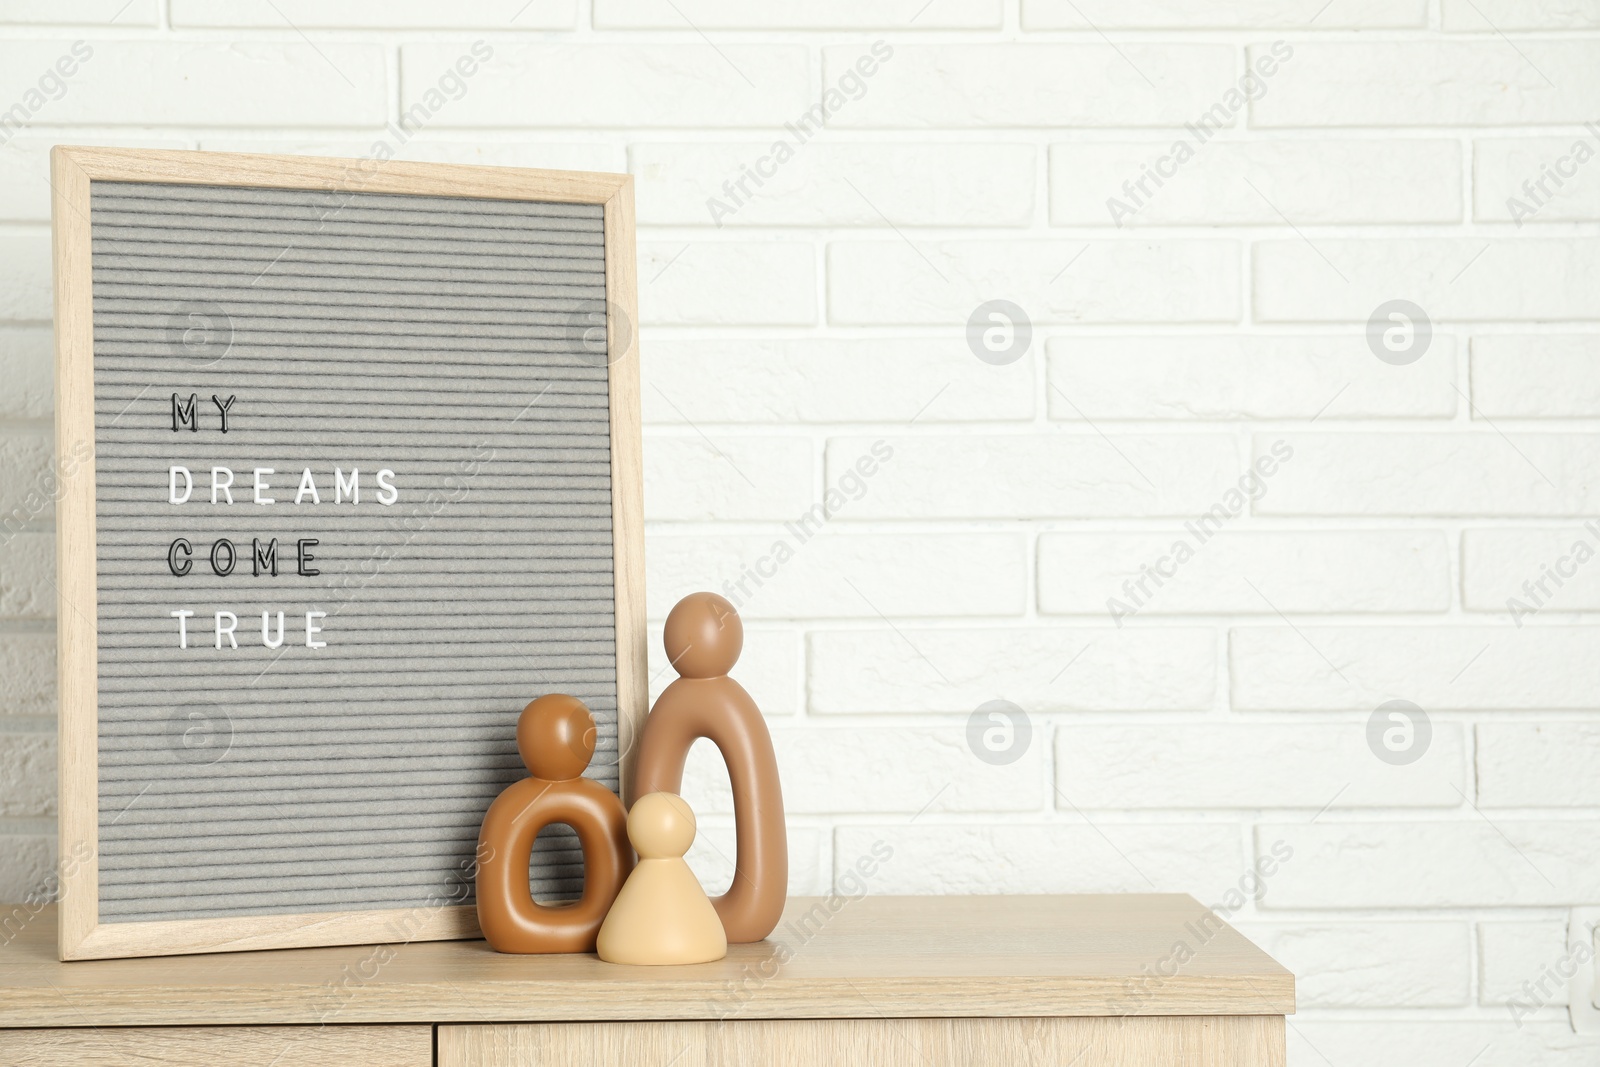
top-left (0, 894), bottom-right (1293, 1066)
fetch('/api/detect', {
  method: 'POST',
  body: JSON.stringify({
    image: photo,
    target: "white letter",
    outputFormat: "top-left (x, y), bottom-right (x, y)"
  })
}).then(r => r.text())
top-left (305, 610), bottom-right (327, 649)
top-left (295, 467), bottom-right (321, 505)
top-left (375, 468), bottom-right (398, 506)
top-left (253, 467), bottom-right (275, 505)
top-left (169, 467), bottom-right (193, 505)
top-left (170, 608), bottom-right (194, 648)
top-left (335, 468), bottom-right (359, 504)
top-left (261, 610), bottom-right (285, 649)
top-left (211, 466), bottom-right (234, 504)
top-left (215, 610), bottom-right (238, 650)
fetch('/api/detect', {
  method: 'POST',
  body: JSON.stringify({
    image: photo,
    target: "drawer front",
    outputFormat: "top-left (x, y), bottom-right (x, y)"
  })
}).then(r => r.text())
top-left (439, 1016), bottom-right (1286, 1067)
top-left (0, 1024), bottom-right (431, 1066)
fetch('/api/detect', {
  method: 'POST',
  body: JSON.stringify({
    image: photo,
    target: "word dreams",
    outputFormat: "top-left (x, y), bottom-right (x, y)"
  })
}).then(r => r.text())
top-left (169, 466), bottom-right (398, 506)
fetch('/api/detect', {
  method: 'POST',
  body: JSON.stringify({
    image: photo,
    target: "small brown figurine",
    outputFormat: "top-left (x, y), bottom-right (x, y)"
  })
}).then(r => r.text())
top-left (476, 694), bottom-right (632, 953)
top-left (633, 592), bottom-right (786, 943)
top-left (596, 792), bottom-right (727, 966)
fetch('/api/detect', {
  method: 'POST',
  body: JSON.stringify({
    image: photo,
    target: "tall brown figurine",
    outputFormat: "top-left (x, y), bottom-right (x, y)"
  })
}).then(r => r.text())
top-left (476, 694), bottom-right (632, 953)
top-left (633, 592), bottom-right (786, 943)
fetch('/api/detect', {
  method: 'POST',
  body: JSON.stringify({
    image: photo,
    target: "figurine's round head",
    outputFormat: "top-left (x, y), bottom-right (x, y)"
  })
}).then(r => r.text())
top-left (628, 791), bottom-right (696, 859)
top-left (516, 694), bottom-right (595, 780)
top-left (663, 591), bottom-right (742, 679)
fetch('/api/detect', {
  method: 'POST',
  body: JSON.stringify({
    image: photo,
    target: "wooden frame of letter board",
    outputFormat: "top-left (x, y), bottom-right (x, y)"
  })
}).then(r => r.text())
top-left (50, 147), bottom-right (646, 961)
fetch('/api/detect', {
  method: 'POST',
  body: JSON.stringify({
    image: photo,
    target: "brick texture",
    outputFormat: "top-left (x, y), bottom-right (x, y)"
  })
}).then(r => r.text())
top-left (4, 10), bottom-right (1598, 1061)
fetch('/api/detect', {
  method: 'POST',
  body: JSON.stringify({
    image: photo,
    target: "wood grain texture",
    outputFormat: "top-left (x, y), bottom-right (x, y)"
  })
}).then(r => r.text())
top-left (67, 902), bottom-right (481, 961)
top-left (52, 145), bottom-right (628, 204)
top-left (0, 895), bottom-right (1293, 1028)
top-left (0, 1025), bottom-right (430, 1066)
top-left (438, 1016), bottom-right (1285, 1067)
top-left (47, 145), bottom-right (647, 962)
top-left (602, 176), bottom-right (646, 809)
top-left (51, 144), bottom-right (102, 964)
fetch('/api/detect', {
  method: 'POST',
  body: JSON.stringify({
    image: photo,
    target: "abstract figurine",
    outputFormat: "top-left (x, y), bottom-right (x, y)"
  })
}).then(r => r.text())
top-left (596, 792), bottom-right (727, 965)
top-left (633, 592), bottom-right (787, 943)
top-left (476, 694), bottom-right (632, 953)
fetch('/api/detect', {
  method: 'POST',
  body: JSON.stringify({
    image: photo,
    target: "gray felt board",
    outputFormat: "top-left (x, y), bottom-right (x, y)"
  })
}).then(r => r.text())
top-left (89, 180), bottom-right (618, 922)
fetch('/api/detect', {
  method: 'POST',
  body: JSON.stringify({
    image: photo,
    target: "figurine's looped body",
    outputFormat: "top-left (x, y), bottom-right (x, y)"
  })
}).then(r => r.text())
top-left (633, 592), bottom-right (787, 943)
top-left (476, 694), bottom-right (632, 953)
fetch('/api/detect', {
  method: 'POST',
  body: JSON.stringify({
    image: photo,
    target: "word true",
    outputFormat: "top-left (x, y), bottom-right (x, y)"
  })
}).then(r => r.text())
top-left (1107, 440), bottom-right (1295, 626)
top-left (171, 609), bottom-right (328, 650)
top-left (1106, 40), bottom-right (1293, 227)
top-left (169, 466), bottom-right (398, 506)
top-left (1505, 121), bottom-right (1600, 227)
top-left (1505, 519), bottom-right (1600, 627)
top-left (706, 40), bottom-right (894, 226)
top-left (0, 40), bottom-right (93, 147)
top-left (720, 440), bottom-right (893, 610)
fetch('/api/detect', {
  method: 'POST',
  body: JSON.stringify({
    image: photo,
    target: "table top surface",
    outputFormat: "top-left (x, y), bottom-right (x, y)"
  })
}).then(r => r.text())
top-left (0, 894), bottom-right (1294, 1027)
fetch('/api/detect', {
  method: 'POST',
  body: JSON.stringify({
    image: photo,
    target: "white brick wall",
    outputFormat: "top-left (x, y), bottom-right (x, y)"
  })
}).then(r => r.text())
top-left (1048, 335), bottom-right (1460, 419)
top-left (1472, 336), bottom-right (1600, 416)
top-left (1250, 41), bottom-right (1600, 126)
top-left (1050, 140), bottom-right (1464, 226)
top-left (1054, 723), bottom-right (1467, 808)
top-left (635, 142), bottom-right (1037, 227)
top-left (1479, 920), bottom-right (1572, 1006)
top-left (2, 4), bottom-right (1598, 1061)
top-left (641, 240), bottom-right (816, 324)
top-left (1038, 530), bottom-right (1452, 614)
top-left (1255, 238), bottom-right (1600, 322)
top-left (829, 239), bottom-right (1242, 322)
top-left (1241, 920), bottom-right (1471, 1008)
